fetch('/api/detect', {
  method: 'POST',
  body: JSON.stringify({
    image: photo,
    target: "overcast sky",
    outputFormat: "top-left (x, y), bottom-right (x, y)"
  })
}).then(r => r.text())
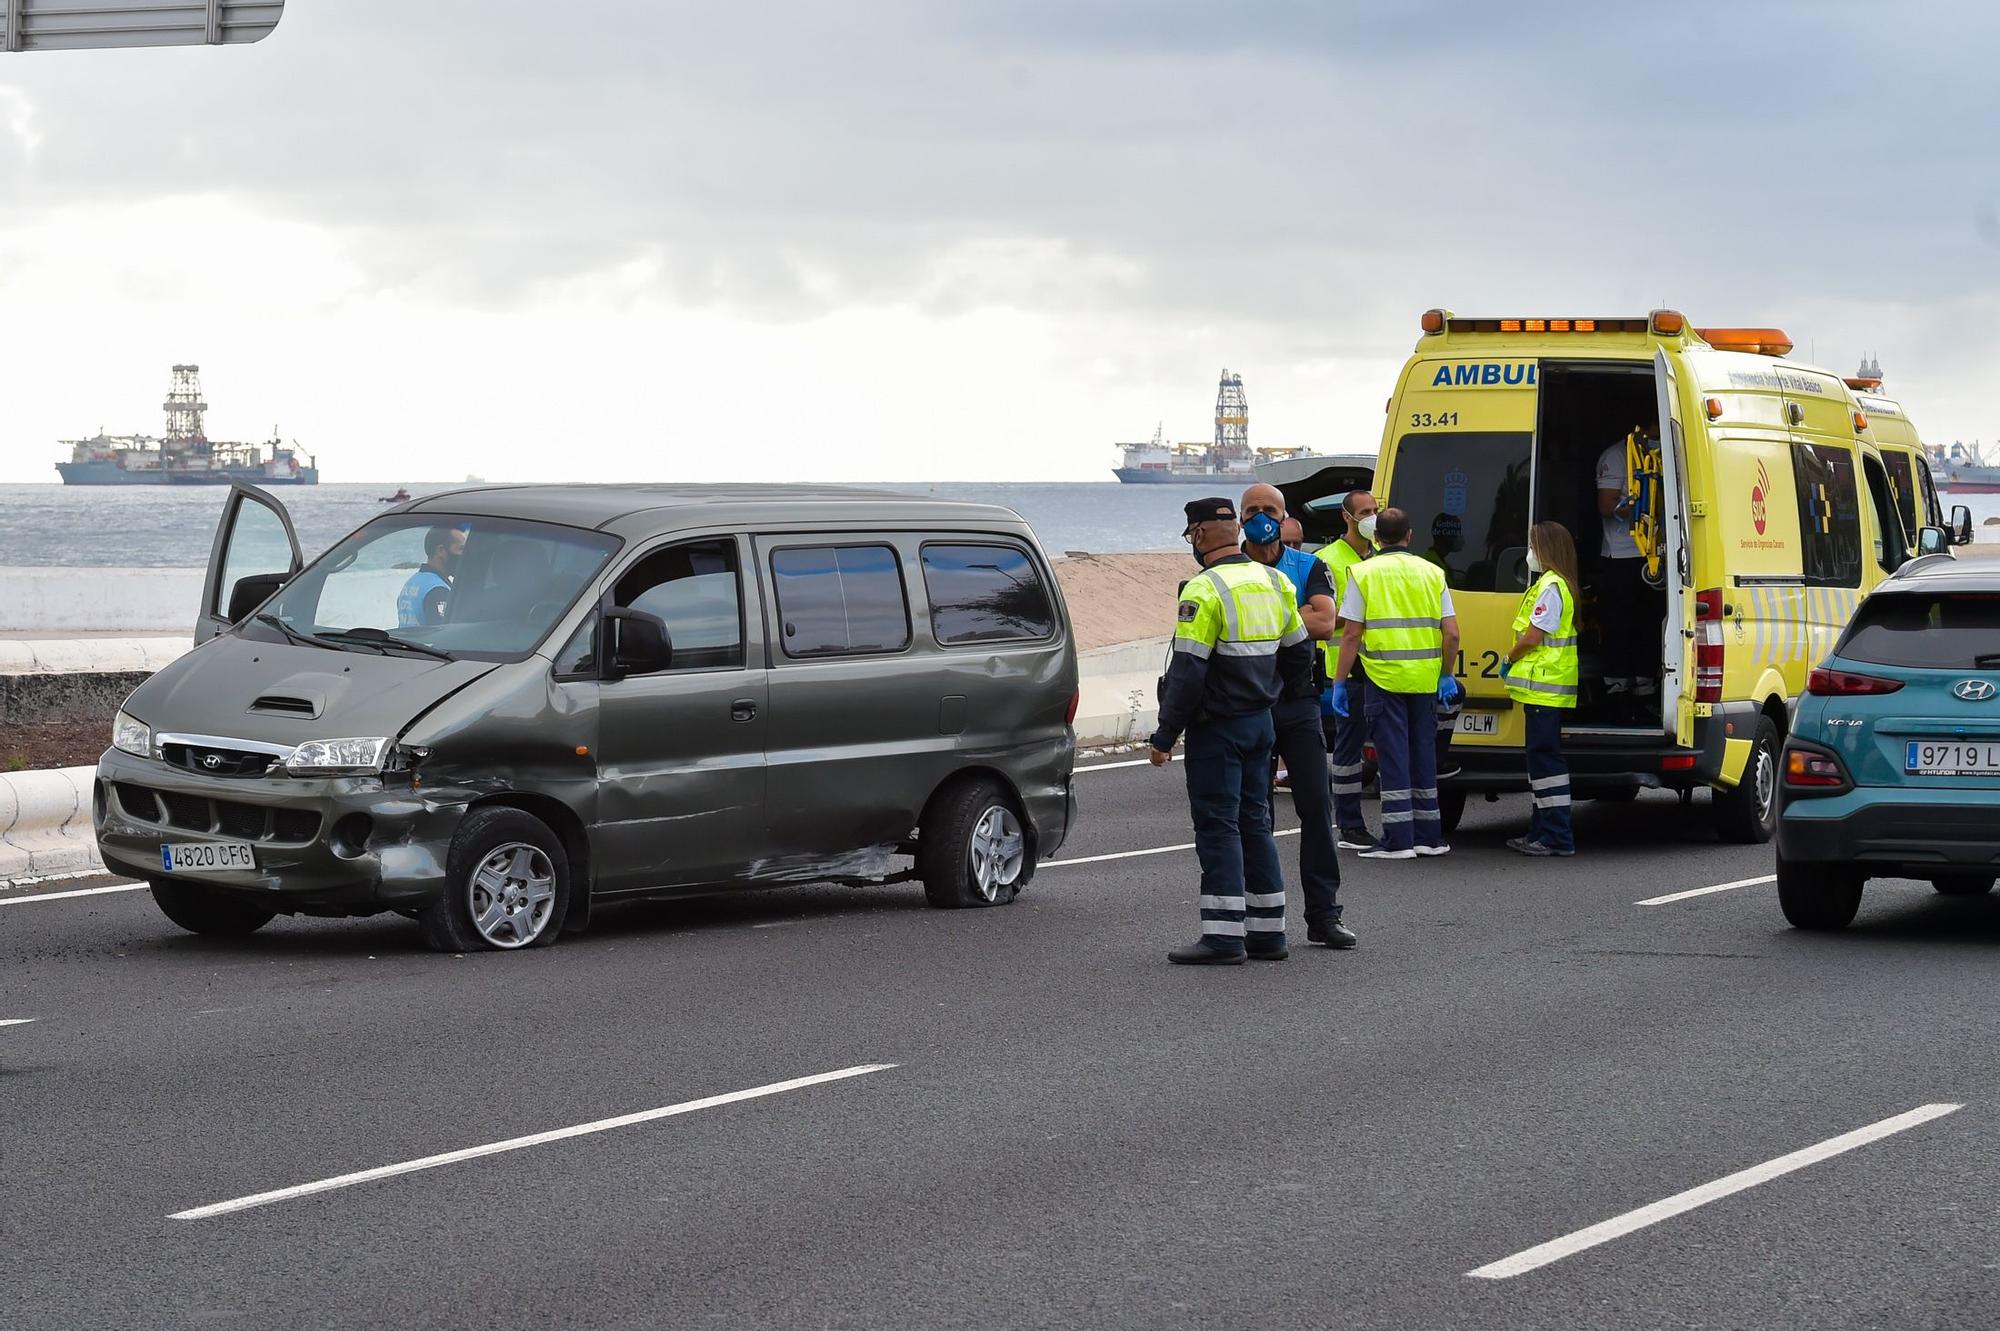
top-left (2, 1), bottom-right (1996, 483)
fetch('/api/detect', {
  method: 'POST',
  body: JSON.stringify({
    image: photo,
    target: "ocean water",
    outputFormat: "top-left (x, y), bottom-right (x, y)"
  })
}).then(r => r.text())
top-left (0, 481), bottom-right (1215, 568)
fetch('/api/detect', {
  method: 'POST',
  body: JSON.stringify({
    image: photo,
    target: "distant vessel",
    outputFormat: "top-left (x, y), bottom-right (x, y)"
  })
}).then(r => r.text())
top-left (1113, 369), bottom-right (1303, 483)
top-left (380, 487), bottom-right (412, 504)
top-left (55, 364), bottom-right (318, 486)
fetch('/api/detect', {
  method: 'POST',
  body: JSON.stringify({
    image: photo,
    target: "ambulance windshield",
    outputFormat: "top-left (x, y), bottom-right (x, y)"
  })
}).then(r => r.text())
top-left (1388, 432), bottom-right (1532, 593)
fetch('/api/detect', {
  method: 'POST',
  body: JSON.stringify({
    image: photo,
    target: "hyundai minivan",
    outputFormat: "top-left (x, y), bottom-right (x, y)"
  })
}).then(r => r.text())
top-left (95, 483), bottom-right (1079, 951)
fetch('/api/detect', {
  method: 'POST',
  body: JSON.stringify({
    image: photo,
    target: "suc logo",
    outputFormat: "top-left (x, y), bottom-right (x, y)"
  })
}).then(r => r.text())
top-left (1751, 460), bottom-right (1770, 535)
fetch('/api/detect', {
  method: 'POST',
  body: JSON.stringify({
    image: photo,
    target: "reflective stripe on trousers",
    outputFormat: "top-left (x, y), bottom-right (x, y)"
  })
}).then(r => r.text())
top-left (1524, 703), bottom-right (1574, 853)
top-left (1184, 710), bottom-right (1287, 950)
top-left (1365, 686), bottom-right (1441, 851)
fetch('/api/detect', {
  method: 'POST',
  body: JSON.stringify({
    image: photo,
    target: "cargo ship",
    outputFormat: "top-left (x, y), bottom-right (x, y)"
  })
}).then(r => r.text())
top-left (55, 364), bottom-right (318, 486)
top-left (1113, 369), bottom-right (1303, 483)
top-left (1927, 441), bottom-right (2000, 494)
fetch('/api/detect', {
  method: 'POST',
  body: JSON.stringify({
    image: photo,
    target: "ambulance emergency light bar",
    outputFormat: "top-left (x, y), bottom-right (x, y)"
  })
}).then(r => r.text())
top-left (1420, 309), bottom-right (1794, 357)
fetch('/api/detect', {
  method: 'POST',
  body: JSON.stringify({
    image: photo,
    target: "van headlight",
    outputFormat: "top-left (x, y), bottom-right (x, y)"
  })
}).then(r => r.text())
top-left (285, 737), bottom-right (392, 776)
top-left (111, 709), bottom-right (151, 759)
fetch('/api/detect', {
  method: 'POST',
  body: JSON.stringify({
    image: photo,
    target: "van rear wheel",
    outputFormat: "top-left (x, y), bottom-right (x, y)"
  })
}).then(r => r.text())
top-left (919, 779), bottom-right (1027, 909)
top-left (1932, 874), bottom-right (1997, 897)
top-left (1776, 854), bottom-right (1863, 930)
top-left (1714, 716), bottom-right (1779, 845)
top-left (420, 807), bottom-right (570, 952)
top-left (149, 879), bottom-right (277, 937)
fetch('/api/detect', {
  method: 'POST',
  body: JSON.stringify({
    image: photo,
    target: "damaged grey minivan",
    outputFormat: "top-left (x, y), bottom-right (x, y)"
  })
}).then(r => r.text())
top-left (95, 483), bottom-right (1079, 951)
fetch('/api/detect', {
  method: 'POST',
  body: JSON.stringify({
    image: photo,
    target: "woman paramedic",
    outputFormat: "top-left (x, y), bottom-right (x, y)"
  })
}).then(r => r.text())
top-left (1501, 521), bottom-right (1581, 857)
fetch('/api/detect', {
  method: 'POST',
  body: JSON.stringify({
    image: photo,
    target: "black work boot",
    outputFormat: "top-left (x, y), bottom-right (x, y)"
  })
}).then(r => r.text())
top-left (1307, 917), bottom-right (1358, 949)
top-left (1245, 938), bottom-right (1290, 961)
top-left (1168, 940), bottom-right (1247, 966)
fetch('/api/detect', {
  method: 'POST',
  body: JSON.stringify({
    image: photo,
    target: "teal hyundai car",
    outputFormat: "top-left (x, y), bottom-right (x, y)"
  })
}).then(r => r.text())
top-left (1777, 553), bottom-right (2000, 929)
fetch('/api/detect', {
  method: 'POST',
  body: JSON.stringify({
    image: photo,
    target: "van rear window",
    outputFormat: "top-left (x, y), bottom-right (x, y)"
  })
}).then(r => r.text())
top-left (920, 543), bottom-right (1056, 645)
top-left (1385, 433), bottom-right (1531, 593)
top-left (1838, 591), bottom-right (2000, 669)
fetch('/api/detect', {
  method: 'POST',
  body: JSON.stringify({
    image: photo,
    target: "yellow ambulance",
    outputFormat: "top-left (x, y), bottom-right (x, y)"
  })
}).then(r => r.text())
top-left (1848, 374), bottom-right (1948, 555)
top-left (1369, 309), bottom-right (1970, 842)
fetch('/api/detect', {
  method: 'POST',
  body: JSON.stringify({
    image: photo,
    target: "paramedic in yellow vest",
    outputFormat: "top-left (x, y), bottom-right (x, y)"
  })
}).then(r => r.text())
top-left (1314, 488), bottom-right (1379, 850)
top-left (1501, 521), bottom-right (1582, 857)
top-left (1331, 507), bottom-right (1461, 859)
top-left (1149, 497), bottom-right (1316, 965)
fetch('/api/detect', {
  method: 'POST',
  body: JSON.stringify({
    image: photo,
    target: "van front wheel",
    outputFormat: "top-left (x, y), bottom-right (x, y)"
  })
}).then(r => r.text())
top-left (150, 879), bottom-right (276, 937)
top-left (420, 807), bottom-right (570, 952)
top-left (1714, 716), bottom-right (1779, 844)
top-left (919, 779), bottom-right (1027, 909)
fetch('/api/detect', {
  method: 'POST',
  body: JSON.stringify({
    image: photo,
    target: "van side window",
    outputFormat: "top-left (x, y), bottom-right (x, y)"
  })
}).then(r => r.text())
top-left (770, 544), bottom-right (911, 657)
top-left (552, 611), bottom-right (598, 678)
top-left (612, 539), bottom-right (744, 672)
top-left (920, 543), bottom-right (1057, 645)
top-left (1880, 452), bottom-right (1920, 544)
top-left (1917, 457), bottom-right (1944, 530)
top-left (1861, 456), bottom-right (1904, 572)
top-left (1789, 443), bottom-right (1862, 588)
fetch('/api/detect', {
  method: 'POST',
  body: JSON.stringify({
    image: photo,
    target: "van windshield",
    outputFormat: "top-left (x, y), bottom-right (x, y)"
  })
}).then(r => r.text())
top-left (1838, 591), bottom-right (2000, 670)
top-left (1387, 432), bottom-right (1532, 593)
top-left (250, 514), bottom-right (619, 662)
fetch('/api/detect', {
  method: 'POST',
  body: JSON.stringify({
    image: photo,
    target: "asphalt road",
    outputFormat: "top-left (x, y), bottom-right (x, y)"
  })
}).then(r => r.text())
top-left (5, 765), bottom-right (1999, 1330)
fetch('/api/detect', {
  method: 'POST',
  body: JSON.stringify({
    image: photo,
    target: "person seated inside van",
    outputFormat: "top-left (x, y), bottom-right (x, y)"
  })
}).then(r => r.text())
top-left (1594, 433), bottom-right (1664, 721)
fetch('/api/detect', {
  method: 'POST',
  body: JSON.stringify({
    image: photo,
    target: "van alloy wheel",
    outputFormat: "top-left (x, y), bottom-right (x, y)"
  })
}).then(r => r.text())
top-left (469, 842), bottom-right (556, 948)
top-left (969, 805), bottom-right (1026, 902)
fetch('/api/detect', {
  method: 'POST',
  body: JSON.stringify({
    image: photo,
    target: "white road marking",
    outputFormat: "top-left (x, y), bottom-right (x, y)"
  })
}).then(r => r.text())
top-left (1466, 1102), bottom-right (1964, 1280)
top-left (170, 1063), bottom-right (898, 1221)
top-left (1047, 827), bottom-right (1299, 867)
top-left (1074, 754), bottom-right (1184, 773)
top-left (0, 881), bottom-right (147, 906)
top-left (1636, 874), bottom-right (1776, 906)
top-left (0, 1018), bottom-right (36, 1028)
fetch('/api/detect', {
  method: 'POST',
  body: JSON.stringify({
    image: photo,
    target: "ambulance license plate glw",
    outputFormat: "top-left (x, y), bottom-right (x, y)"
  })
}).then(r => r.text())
top-left (1456, 711), bottom-right (1499, 737)
top-left (1905, 741), bottom-right (2000, 776)
top-left (160, 841), bottom-right (257, 873)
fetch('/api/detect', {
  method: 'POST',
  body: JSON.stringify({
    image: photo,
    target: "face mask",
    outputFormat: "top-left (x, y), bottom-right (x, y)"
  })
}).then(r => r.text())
top-left (1243, 512), bottom-right (1283, 546)
top-left (1357, 515), bottom-right (1378, 541)
top-left (1526, 550), bottom-right (1543, 574)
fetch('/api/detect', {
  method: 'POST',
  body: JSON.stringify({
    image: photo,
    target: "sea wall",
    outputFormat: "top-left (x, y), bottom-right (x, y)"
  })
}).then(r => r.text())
top-left (0, 566), bottom-right (203, 634)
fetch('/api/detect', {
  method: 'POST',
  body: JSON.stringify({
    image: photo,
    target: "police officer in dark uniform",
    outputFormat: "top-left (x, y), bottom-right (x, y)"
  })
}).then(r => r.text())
top-left (1150, 498), bottom-right (1317, 965)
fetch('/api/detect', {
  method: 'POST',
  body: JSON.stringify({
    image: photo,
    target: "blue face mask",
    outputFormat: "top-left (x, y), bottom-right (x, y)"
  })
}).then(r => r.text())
top-left (1243, 512), bottom-right (1283, 546)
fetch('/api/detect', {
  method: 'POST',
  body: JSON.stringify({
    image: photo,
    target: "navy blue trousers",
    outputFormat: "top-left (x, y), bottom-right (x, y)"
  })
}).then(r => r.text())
top-left (1274, 697), bottom-right (1341, 924)
top-left (1525, 703), bottom-right (1575, 852)
top-left (1366, 687), bottom-right (1442, 851)
top-left (1327, 672), bottom-right (1370, 834)
top-left (1183, 710), bottom-right (1287, 951)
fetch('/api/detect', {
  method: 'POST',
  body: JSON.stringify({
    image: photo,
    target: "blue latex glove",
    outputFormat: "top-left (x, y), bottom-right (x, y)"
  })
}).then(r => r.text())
top-left (1498, 658), bottom-right (1513, 679)
top-left (1437, 675), bottom-right (1462, 706)
top-left (1330, 680), bottom-right (1351, 719)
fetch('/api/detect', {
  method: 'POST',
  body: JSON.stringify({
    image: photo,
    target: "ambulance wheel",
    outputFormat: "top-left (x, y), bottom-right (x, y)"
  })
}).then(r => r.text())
top-left (149, 879), bottom-right (276, 937)
top-left (1438, 788), bottom-right (1467, 837)
top-left (1932, 874), bottom-right (1997, 897)
top-left (919, 778), bottom-right (1026, 908)
top-left (1714, 716), bottom-right (1779, 845)
top-left (1776, 854), bottom-right (1862, 931)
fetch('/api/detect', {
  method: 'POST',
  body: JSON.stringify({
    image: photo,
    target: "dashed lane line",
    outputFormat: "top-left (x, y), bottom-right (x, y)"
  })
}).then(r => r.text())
top-left (1046, 828), bottom-right (1300, 867)
top-left (1466, 1102), bottom-right (1963, 1279)
top-left (170, 1063), bottom-right (898, 1221)
top-left (1636, 874), bottom-right (1776, 907)
top-left (0, 1019), bottom-right (36, 1028)
top-left (1074, 754), bottom-right (1183, 773)
top-left (0, 881), bottom-right (147, 906)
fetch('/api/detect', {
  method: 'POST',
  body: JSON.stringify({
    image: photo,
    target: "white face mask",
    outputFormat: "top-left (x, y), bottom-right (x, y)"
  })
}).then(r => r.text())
top-left (1357, 515), bottom-right (1378, 541)
top-left (1526, 550), bottom-right (1543, 573)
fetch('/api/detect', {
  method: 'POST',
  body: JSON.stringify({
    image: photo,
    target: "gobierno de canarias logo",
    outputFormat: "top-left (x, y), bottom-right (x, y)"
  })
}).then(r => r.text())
top-left (1751, 460), bottom-right (1769, 535)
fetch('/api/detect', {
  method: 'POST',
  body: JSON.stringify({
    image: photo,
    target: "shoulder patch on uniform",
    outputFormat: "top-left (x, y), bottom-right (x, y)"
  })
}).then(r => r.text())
top-left (1177, 600), bottom-right (1200, 622)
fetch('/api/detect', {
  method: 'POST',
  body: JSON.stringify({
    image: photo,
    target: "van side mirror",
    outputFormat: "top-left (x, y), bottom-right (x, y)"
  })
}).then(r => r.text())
top-left (1917, 526), bottom-right (1951, 557)
top-left (1950, 504), bottom-right (1975, 546)
top-left (603, 606), bottom-right (672, 680)
top-left (228, 572), bottom-right (288, 624)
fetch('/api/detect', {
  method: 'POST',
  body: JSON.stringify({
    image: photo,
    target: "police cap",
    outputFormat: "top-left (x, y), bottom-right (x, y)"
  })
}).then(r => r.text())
top-left (1182, 497), bottom-right (1236, 533)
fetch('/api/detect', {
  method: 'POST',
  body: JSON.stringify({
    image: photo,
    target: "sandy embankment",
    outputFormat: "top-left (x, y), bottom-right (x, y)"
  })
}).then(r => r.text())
top-left (1051, 551), bottom-right (1186, 651)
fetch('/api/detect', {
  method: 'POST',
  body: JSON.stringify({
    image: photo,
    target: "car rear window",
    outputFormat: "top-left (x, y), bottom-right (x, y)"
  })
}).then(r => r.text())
top-left (920, 543), bottom-right (1056, 645)
top-left (1838, 591), bottom-right (2000, 669)
top-left (1385, 432), bottom-right (1531, 593)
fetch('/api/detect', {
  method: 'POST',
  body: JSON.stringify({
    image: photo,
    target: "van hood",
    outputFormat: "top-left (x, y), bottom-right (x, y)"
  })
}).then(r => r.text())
top-left (123, 634), bottom-right (502, 747)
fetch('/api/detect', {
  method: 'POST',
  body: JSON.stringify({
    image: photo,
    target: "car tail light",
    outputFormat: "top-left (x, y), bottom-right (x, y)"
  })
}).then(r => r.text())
top-left (1066, 690), bottom-right (1080, 726)
top-left (1661, 754), bottom-right (1697, 771)
top-left (1807, 667), bottom-right (1904, 696)
top-left (1695, 588), bottom-right (1725, 703)
top-left (1784, 747), bottom-right (1848, 788)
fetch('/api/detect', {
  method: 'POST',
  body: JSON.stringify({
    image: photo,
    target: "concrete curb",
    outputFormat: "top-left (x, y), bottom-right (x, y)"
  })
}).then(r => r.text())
top-left (1074, 637), bottom-right (1166, 747)
top-left (0, 637), bottom-right (190, 674)
top-left (0, 767), bottom-right (102, 882)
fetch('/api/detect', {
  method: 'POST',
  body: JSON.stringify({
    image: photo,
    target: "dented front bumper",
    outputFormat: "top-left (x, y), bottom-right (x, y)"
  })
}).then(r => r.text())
top-left (93, 748), bottom-right (476, 915)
